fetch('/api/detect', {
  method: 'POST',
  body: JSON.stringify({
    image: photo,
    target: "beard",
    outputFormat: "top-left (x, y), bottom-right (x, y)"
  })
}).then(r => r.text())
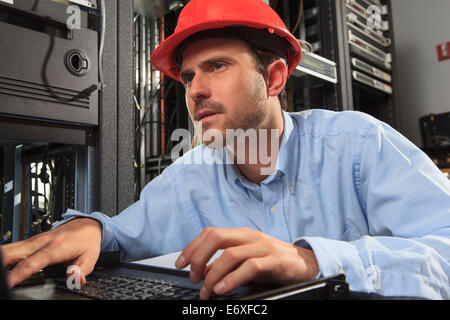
top-left (194, 74), bottom-right (270, 148)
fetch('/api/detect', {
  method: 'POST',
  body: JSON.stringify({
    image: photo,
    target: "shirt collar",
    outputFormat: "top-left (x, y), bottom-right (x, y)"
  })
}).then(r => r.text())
top-left (224, 111), bottom-right (299, 191)
top-left (269, 110), bottom-right (299, 189)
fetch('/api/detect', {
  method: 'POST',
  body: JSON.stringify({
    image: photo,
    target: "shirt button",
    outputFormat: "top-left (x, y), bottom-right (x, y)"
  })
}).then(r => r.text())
top-left (270, 207), bottom-right (277, 214)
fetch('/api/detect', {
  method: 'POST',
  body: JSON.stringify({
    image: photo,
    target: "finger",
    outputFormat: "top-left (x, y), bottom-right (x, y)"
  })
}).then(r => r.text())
top-left (69, 250), bottom-right (100, 287)
top-left (7, 246), bottom-right (60, 288)
top-left (175, 230), bottom-right (210, 269)
top-left (212, 257), bottom-right (273, 297)
top-left (201, 244), bottom-right (266, 299)
top-left (176, 228), bottom-right (259, 269)
top-left (1, 234), bottom-right (51, 267)
top-left (204, 260), bottom-right (216, 276)
top-left (182, 228), bottom-right (259, 283)
top-left (175, 228), bottom-right (222, 283)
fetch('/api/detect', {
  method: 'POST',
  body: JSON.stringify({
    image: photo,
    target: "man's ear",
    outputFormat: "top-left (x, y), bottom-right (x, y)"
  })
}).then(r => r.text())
top-left (266, 59), bottom-right (288, 97)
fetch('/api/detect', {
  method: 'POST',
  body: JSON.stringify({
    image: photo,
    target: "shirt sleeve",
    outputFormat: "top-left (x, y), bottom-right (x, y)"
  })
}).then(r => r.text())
top-left (295, 122), bottom-right (450, 299)
top-left (54, 163), bottom-right (202, 262)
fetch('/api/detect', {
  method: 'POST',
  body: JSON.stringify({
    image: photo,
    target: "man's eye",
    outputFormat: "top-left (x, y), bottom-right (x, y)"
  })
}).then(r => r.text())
top-left (212, 63), bottom-right (225, 71)
top-left (182, 75), bottom-right (193, 86)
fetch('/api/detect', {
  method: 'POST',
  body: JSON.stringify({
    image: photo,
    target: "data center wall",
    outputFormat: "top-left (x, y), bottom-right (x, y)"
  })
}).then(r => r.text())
top-left (391, 0), bottom-right (450, 147)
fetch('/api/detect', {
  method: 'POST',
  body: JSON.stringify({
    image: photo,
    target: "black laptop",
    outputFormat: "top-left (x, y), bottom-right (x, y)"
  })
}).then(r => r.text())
top-left (0, 247), bottom-right (349, 300)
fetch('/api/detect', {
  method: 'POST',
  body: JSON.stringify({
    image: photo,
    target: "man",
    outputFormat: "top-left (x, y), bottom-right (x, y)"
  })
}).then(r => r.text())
top-left (2, 0), bottom-right (449, 300)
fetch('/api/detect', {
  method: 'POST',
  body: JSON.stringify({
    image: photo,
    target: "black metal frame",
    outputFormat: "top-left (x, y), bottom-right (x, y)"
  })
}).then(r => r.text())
top-left (0, 145), bottom-right (16, 243)
top-left (89, 0), bottom-right (135, 216)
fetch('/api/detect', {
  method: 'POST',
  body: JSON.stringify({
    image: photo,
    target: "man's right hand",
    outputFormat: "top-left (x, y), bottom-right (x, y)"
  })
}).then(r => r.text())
top-left (0, 218), bottom-right (102, 288)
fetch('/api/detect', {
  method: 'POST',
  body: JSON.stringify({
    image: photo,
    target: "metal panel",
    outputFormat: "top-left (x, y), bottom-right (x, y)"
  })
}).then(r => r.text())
top-left (117, 0), bottom-right (135, 213)
top-left (0, 117), bottom-right (95, 146)
top-left (12, 144), bottom-right (22, 242)
top-left (334, 0), bottom-right (353, 110)
top-left (0, 2), bottom-right (99, 125)
top-left (95, 0), bottom-right (135, 216)
top-left (69, 0), bottom-right (98, 9)
top-left (0, 0), bottom-right (89, 26)
top-left (1, 144), bottom-right (15, 243)
top-left (74, 146), bottom-right (89, 213)
top-left (96, 0), bottom-right (117, 216)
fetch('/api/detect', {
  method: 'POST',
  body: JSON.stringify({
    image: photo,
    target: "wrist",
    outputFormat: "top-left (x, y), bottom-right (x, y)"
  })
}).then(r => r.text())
top-left (295, 246), bottom-right (320, 281)
top-left (61, 217), bottom-right (103, 241)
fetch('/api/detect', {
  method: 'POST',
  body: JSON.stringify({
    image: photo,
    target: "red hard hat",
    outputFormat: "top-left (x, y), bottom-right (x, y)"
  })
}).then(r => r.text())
top-left (150, 0), bottom-right (302, 82)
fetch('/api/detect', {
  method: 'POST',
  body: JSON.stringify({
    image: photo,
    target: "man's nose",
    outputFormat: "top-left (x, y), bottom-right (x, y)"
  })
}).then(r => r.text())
top-left (188, 73), bottom-right (211, 102)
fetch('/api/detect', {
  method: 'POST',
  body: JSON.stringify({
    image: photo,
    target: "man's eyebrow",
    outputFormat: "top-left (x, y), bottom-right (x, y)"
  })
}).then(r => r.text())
top-left (198, 55), bottom-right (236, 67)
top-left (180, 55), bottom-right (236, 79)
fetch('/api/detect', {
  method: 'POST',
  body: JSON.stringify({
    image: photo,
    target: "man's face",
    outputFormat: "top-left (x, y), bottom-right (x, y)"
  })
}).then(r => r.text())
top-left (180, 38), bottom-right (271, 144)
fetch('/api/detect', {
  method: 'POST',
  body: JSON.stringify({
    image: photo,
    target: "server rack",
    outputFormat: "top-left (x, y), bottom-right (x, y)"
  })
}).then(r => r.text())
top-left (335, 0), bottom-right (399, 128)
top-left (134, 1), bottom-right (190, 194)
top-left (278, 0), bottom-right (342, 112)
top-left (273, 0), bottom-right (399, 129)
top-left (0, 0), bottom-right (136, 243)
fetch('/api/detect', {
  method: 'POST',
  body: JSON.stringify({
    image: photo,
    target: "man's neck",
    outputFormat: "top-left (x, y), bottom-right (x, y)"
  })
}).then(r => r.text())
top-left (231, 109), bottom-right (284, 185)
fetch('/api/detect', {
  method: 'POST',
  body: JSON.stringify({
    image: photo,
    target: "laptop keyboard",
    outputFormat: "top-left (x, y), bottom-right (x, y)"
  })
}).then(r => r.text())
top-left (56, 271), bottom-right (239, 300)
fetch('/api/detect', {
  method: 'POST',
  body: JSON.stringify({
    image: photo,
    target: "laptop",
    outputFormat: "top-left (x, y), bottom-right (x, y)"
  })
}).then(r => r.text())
top-left (0, 247), bottom-right (350, 300)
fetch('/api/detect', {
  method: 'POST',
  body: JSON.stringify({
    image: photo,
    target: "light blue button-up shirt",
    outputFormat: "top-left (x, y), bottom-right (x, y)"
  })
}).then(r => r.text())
top-left (60, 110), bottom-right (450, 299)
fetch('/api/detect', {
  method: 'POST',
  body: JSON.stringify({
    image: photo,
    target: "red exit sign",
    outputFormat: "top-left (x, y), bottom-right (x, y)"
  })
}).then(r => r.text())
top-left (437, 42), bottom-right (450, 62)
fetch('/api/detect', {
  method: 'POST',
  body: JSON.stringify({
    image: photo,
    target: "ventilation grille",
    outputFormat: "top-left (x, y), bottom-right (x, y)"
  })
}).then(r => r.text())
top-left (0, 76), bottom-right (93, 108)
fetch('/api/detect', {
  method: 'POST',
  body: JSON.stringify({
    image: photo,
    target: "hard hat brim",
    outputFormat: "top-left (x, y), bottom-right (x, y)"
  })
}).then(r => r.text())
top-left (151, 20), bottom-right (302, 82)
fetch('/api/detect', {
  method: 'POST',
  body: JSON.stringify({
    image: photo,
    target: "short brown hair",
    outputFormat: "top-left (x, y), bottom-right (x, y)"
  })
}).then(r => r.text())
top-left (247, 44), bottom-right (288, 111)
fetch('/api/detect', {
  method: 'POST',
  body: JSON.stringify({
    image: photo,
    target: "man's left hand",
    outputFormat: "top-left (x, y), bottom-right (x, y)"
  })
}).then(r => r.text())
top-left (175, 227), bottom-right (320, 300)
